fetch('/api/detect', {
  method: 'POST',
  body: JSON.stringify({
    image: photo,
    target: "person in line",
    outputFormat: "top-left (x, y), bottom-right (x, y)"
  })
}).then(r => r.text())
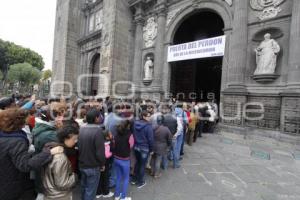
top-left (0, 108), bottom-right (59, 200)
top-left (78, 109), bottom-right (106, 200)
top-left (113, 120), bottom-right (134, 200)
top-left (180, 103), bottom-right (190, 157)
top-left (172, 107), bottom-right (184, 168)
top-left (151, 115), bottom-right (172, 178)
top-left (131, 111), bottom-right (154, 189)
top-left (0, 96), bottom-right (15, 111)
top-left (96, 130), bottom-right (114, 199)
top-left (187, 108), bottom-right (199, 146)
top-left (161, 104), bottom-right (177, 166)
top-left (32, 105), bottom-right (59, 198)
top-left (197, 102), bottom-right (208, 136)
top-left (206, 102), bottom-right (217, 134)
top-left (42, 125), bottom-right (79, 200)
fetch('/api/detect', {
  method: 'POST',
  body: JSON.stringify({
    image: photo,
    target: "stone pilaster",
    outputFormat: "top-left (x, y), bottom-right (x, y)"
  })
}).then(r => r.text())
top-left (221, 0), bottom-right (248, 129)
top-left (287, 0), bottom-right (300, 91)
top-left (226, 0), bottom-right (248, 91)
top-left (152, 0), bottom-right (167, 90)
top-left (132, 3), bottom-right (144, 91)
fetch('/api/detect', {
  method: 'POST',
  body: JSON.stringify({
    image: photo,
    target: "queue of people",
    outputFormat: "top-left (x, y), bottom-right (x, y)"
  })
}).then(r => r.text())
top-left (0, 94), bottom-right (218, 200)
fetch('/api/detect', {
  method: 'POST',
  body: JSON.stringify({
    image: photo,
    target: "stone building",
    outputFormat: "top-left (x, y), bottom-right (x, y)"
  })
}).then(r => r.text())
top-left (52, 0), bottom-right (300, 138)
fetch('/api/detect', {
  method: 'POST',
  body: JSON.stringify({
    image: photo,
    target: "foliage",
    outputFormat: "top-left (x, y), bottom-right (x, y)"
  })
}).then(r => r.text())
top-left (7, 63), bottom-right (42, 87)
top-left (0, 40), bottom-right (8, 73)
top-left (42, 69), bottom-right (52, 81)
top-left (0, 39), bottom-right (44, 73)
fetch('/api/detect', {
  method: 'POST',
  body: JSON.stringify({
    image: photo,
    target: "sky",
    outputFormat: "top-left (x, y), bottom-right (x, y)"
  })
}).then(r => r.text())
top-left (0, 0), bottom-right (57, 70)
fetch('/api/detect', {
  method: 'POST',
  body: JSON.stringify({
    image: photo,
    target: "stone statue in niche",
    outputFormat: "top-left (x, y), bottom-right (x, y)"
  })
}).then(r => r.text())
top-left (144, 57), bottom-right (154, 80)
top-left (254, 33), bottom-right (280, 75)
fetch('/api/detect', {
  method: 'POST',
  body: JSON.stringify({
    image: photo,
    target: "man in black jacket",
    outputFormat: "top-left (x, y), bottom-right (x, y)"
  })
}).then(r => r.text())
top-left (162, 105), bottom-right (177, 136)
top-left (161, 105), bottom-right (177, 164)
top-left (79, 109), bottom-right (105, 200)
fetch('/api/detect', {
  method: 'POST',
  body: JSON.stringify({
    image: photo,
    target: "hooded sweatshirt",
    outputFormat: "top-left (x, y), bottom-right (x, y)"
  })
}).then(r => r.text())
top-left (32, 118), bottom-right (57, 154)
top-left (133, 120), bottom-right (154, 152)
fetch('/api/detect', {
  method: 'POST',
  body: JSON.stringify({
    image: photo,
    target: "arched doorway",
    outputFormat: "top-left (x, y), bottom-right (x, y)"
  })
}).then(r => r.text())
top-left (90, 53), bottom-right (100, 96)
top-left (169, 11), bottom-right (224, 103)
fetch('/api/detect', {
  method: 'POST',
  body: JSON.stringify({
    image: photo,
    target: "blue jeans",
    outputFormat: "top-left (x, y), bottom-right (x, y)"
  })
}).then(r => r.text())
top-left (114, 158), bottom-right (130, 199)
top-left (172, 134), bottom-right (183, 168)
top-left (109, 158), bottom-right (116, 188)
top-left (134, 148), bottom-right (149, 185)
top-left (180, 126), bottom-right (187, 155)
top-left (80, 167), bottom-right (100, 200)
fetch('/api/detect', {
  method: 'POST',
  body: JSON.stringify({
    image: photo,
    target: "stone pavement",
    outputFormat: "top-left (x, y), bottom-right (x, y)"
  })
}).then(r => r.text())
top-left (74, 132), bottom-right (300, 200)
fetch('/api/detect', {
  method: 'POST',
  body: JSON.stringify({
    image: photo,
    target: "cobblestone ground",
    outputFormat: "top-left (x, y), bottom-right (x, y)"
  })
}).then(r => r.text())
top-left (74, 132), bottom-right (300, 200)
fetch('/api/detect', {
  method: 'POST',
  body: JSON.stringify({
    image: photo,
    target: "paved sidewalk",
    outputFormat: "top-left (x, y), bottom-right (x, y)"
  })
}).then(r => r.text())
top-left (74, 132), bottom-right (300, 200)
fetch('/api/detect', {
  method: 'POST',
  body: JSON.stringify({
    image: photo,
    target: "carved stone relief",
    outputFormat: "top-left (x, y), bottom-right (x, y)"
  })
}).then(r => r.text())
top-left (250, 0), bottom-right (286, 20)
top-left (143, 17), bottom-right (158, 48)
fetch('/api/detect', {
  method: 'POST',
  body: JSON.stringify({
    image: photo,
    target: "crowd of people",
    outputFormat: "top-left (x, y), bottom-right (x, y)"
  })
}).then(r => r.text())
top-left (0, 94), bottom-right (218, 200)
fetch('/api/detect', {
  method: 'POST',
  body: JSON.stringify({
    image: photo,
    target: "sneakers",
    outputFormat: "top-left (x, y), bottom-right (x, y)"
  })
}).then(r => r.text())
top-left (96, 195), bottom-right (102, 199)
top-left (103, 192), bottom-right (114, 198)
top-left (130, 180), bottom-right (137, 185)
top-left (137, 181), bottom-right (146, 189)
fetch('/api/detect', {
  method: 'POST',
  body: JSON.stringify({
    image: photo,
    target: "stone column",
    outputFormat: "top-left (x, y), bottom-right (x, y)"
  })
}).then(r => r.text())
top-left (287, 0), bottom-right (300, 90)
top-left (281, 0), bottom-right (300, 136)
top-left (152, 0), bottom-right (167, 90)
top-left (226, 0), bottom-right (248, 91)
top-left (132, 3), bottom-right (144, 91)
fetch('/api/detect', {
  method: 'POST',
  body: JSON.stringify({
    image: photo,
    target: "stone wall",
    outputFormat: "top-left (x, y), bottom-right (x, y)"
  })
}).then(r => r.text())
top-left (63, 0), bottom-right (82, 94)
top-left (245, 96), bottom-right (281, 130)
top-left (282, 96), bottom-right (300, 135)
top-left (52, 0), bottom-right (82, 96)
top-left (110, 0), bottom-right (134, 96)
top-left (52, 0), bottom-right (70, 95)
top-left (221, 95), bottom-right (246, 127)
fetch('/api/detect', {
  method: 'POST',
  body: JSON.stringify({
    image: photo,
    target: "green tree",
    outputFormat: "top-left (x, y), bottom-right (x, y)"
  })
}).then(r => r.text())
top-left (7, 63), bottom-right (42, 92)
top-left (0, 39), bottom-right (45, 73)
top-left (42, 69), bottom-right (52, 81)
top-left (0, 39), bottom-right (9, 74)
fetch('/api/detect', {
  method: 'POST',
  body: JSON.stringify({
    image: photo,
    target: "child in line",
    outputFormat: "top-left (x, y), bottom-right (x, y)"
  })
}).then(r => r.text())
top-left (42, 124), bottom-right (78, 200)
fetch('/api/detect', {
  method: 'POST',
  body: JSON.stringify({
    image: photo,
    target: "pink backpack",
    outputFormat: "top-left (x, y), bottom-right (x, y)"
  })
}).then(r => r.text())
top-left (105, 141), bottom-right (112, 158)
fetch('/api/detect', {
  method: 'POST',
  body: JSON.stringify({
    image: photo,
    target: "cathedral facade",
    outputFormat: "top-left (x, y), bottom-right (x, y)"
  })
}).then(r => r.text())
top-left (52, 0), bottom-right (300, 138)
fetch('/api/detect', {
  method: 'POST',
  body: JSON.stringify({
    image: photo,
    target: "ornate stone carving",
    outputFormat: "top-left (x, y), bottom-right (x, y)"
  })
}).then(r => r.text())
top-left (254, 33), bottom-right (280, 75)
top-left (250, 0), bottom-right (286, 20)
top-left (95, 9), bottom-right (103, 31)
top-left (100, 44), bottom-right (111, 73)
top-left (223, 0), bottom-right (233, 6)
top-left (166, 8), bottom-right (182, 27)
top-left (143, 17), bottom-right (158, 48)
top-left (89, 14), bottom-right (95, 32)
